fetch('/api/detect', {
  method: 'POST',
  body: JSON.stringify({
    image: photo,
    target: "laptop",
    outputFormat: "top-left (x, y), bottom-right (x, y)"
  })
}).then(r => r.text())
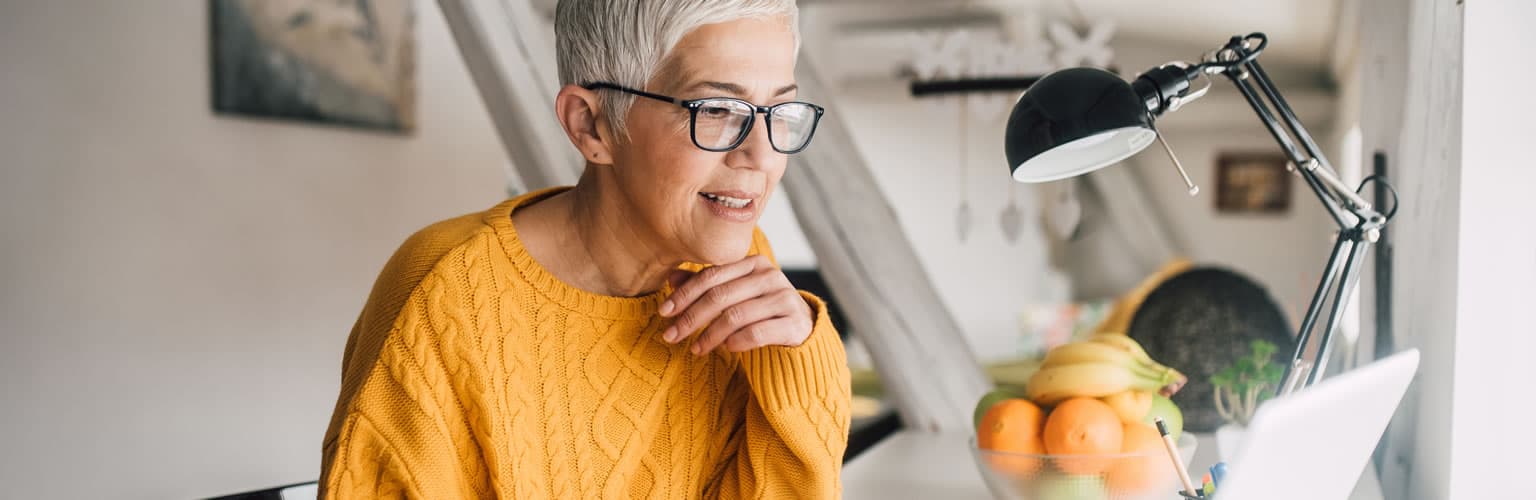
top-left (1212, 349), bottom-right (1420, 500)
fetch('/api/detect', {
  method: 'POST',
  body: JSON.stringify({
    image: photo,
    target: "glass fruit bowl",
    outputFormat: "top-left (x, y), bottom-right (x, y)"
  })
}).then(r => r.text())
top-left (969, 433), bottom-right (1199, 500)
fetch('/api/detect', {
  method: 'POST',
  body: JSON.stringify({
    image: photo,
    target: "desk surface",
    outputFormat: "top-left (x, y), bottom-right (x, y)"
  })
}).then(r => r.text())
top-left (841, 430), bottom-right (1216, 500)
top-left (842, 430), bottom-right (1381, 500)
top-left (841, 430), bottom-right (993, 499)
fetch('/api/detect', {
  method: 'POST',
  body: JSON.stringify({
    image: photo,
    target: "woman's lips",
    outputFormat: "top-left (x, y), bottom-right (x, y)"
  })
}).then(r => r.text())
top-left (699, 191), bottom-right (758, 223)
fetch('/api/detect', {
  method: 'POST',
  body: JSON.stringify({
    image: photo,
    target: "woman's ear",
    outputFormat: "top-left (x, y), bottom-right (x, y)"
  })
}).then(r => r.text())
top-left (555, 85), bottom-right (615, 165)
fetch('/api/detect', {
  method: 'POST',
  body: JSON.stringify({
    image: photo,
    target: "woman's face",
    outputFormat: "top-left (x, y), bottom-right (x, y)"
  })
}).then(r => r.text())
top-left (608, 17), bottom-right (798, 266)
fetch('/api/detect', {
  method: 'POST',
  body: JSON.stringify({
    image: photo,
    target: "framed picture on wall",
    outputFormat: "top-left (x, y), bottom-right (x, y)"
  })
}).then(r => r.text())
top-left (210, 0), bottom-right (416, 133)
top-left (1215, 152), bottom-right (1292, 214)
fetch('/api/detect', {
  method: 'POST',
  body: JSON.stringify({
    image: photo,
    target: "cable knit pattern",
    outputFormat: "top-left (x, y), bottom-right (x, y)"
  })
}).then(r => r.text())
top-left (320, 187), bottom-right (852, 499)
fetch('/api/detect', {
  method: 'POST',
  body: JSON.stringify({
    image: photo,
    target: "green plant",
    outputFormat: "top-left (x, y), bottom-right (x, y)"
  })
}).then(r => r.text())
top-left (1211, 339), bottom-right (1285, 426)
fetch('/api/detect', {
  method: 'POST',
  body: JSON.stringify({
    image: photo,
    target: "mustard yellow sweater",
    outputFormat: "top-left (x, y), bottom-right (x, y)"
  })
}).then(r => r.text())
top-left (320, 187), bottom-right (852, 499)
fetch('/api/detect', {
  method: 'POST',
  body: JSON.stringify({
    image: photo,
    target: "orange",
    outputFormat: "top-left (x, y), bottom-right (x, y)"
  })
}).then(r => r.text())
top-left (1106, 421), bottom-right (1175, 495)
top-left (1042, 397), bottom-right (1124, 475)
top-left (976, 398), bottom-right (1047, 475)
top-left (1100, 390), bottom-right (1154, 423)
top-left (975, 388), bottom-right (1023, 430)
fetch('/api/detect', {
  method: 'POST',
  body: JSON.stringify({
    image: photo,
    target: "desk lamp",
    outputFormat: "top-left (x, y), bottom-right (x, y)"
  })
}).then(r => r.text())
top-left (1003, 34), bottom-right (1398, 395)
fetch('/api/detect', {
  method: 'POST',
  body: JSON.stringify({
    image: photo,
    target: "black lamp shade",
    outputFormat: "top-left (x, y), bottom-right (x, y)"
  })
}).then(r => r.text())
top-left (1004, 67), bottom-right (1157, 182)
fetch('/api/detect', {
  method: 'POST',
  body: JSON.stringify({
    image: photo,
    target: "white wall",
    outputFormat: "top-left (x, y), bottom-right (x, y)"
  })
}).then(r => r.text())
top-left (1450, 1), bottom-right (1536, 498)
top-left (0, 1), bottom-right (510, 498)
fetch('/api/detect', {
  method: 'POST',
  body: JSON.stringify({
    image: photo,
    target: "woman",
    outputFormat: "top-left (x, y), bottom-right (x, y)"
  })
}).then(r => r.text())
top-left (319, 0), bottom-right (851, 498)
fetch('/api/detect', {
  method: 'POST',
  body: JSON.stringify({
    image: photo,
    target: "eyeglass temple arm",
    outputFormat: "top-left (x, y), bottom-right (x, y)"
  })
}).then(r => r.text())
top-left (581, 82), bottom-right (680, 105)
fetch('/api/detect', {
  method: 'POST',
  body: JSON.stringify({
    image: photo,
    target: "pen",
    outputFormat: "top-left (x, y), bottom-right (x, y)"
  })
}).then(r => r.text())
top-left (1156, 418), bottom-right (1200, 497)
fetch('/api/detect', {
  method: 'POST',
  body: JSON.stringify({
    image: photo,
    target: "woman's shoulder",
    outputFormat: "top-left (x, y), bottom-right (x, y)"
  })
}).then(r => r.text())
top-left (398, 210), bottom-right (497, 264)
top-left (365, 205), bottom-right (507, 308)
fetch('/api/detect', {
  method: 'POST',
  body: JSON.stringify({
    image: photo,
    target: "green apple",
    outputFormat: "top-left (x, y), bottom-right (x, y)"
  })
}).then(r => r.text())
top-left (1143, 394), bottom-right (1184, 442)
top-left (974, 388), bottom-right (1024, 430)
top-left (1034, 472), bottom-right (1108, 500)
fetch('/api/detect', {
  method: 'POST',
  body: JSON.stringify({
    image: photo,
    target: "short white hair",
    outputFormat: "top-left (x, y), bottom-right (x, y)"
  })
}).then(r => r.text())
top-left (555, 0), bottom-right (800, 135)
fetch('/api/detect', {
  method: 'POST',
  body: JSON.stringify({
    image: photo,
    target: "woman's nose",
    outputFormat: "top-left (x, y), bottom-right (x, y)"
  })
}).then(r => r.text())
top-left (727, 114), bottom-right (776, 168)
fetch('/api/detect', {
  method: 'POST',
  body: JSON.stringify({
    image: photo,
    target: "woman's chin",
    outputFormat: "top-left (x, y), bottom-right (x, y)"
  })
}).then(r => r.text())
top-left (689, 239), bottom-right (755, 267)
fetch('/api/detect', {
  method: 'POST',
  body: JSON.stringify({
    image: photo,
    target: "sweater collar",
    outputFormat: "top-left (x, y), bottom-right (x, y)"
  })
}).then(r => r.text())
top-left (484, 186), bottom-right (670, 321)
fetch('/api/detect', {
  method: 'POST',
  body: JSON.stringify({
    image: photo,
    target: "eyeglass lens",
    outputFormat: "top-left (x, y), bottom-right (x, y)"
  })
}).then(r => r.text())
top-left (692, 99), bottom-right (818, 152)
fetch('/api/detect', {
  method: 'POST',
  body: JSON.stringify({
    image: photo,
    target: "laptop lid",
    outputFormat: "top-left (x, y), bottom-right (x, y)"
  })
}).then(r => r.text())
top-left (1213, 349), bottom-right (1420, 500)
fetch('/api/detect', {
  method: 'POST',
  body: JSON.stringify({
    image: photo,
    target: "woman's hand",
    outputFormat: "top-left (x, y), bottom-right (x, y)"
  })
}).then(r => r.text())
top-left (658, 254), bottom-right (815, 355)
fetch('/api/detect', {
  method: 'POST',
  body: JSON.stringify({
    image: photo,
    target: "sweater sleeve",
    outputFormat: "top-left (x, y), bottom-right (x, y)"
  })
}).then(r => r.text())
top-left (321, 362), bottom-right (460, 499)
top-left (320, 266), bottom-right (488, 499)
top-left (704, 230), bottom-right (853, 499)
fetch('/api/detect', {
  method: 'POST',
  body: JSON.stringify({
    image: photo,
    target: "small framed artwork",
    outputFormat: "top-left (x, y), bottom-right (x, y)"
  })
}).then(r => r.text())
top-left (210, 0), bottom-right (416, 133)
top-left (1215, 152), bottom-right (1292, 214)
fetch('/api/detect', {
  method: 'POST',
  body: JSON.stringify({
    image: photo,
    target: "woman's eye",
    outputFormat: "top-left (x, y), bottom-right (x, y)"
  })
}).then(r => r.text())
top-left (701, 106), bottom-right (732, 118)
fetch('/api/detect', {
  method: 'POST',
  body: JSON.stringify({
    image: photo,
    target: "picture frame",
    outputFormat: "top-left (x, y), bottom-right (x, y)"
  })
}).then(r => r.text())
top-left (210, 0), bottom-right (416, 133)
top-left (1215, 152), bottom-right (1292, 214)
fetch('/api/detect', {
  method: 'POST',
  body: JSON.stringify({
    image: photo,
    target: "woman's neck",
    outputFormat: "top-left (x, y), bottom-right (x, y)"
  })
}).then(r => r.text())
top-left (517, 170), bottom-right (680, 298)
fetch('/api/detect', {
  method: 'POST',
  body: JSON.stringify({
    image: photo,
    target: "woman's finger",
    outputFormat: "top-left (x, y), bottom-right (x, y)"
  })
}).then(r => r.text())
top-left (689, 292), bottom-right (789, 355)
top-left (722, 316), bottom-right (807, 353)
top-left (665, 267), bottom-right (779, 344)
top-left (659, 255), bottom-right (767, 318)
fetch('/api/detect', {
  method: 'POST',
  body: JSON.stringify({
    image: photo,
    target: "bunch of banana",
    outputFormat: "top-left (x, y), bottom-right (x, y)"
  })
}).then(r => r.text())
top-left (1025, 333), bottom-right (1188, 406)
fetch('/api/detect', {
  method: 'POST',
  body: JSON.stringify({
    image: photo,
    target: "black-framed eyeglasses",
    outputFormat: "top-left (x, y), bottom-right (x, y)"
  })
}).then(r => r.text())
top-left (584, 82), bottom-right (826, 154)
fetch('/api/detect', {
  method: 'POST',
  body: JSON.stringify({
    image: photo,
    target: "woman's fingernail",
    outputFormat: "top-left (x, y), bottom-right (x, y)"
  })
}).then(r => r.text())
top-left (663, 327), bottom-right (677, 343)
top-left (659, 301), bottom-right (674, 316)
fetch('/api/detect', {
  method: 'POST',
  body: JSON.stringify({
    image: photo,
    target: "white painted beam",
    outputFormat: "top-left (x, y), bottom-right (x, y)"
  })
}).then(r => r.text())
top-left (439, 0), bottom-right (581, 192)
top-left (787, 57), bottom-right (992, 432)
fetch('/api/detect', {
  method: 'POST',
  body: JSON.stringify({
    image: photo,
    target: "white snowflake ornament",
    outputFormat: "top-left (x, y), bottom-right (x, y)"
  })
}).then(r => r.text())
top-left (1048, 20), bottom-right (1116, 68)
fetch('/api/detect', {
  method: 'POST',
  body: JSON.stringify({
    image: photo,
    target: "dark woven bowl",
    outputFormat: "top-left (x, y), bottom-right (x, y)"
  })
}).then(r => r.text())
top-left (1126, 267), bottom-right (1295, 432)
